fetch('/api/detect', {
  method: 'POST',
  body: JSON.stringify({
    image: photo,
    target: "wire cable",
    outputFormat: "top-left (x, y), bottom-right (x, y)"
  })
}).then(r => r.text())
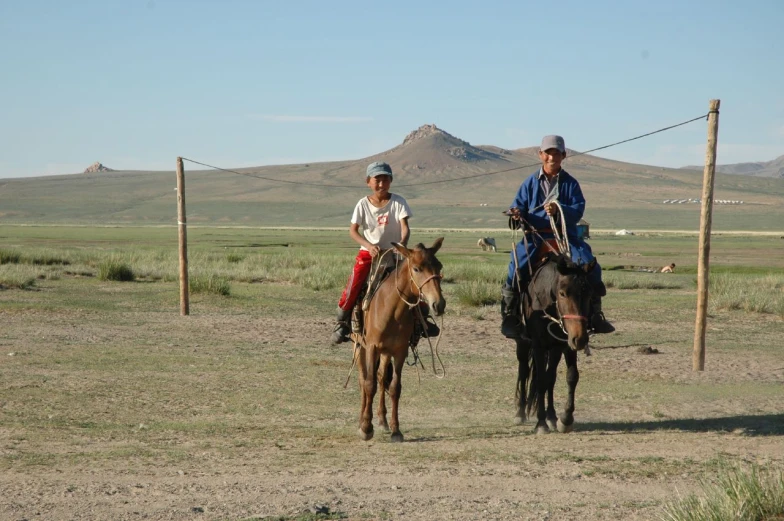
top-left (181, 112), bottom-right (710, 189)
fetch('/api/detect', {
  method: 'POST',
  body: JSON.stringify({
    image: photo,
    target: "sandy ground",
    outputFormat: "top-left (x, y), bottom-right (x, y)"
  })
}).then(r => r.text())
top-left (1, 295), bottom-right (783, 521)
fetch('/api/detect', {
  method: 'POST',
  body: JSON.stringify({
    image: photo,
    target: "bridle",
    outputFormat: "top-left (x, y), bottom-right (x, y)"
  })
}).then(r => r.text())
top-left (396, 257), bottom-right (442, 308)
top-left (543, 278), bottom-right (591, 341)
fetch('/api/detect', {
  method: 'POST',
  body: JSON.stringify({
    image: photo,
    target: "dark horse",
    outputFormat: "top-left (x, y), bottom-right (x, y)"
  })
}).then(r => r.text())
top-left (353, 238), bottom-right (446, 442)
top-left (514, 253), bottom-right (595, 434)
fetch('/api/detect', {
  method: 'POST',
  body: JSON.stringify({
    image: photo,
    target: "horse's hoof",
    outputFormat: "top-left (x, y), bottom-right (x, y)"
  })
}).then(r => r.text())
top-left (377, 421), bottom-right (390, 432)
top-left (546, 417), bottom-right (558, 431)
top-left (390, 432), bottom-right (404, 443)
top-left (535, 425), bottom-right (550, 435)
top-left (359, 427), bottom-right (374, 441)
top-left (557, 418), bottom-right (574, 433)
top-left (514, 415), bottom-right (525, 425)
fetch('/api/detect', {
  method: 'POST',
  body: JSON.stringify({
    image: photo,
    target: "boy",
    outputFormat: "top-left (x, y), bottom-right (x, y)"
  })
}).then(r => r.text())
top-left (331, 161), bottom-right (439, 344)
top-left (501, 135), bottom-right (614, 340)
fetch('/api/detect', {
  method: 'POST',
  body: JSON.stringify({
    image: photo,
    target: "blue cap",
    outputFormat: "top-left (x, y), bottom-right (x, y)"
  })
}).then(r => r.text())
top-left (366, 161), bottom-right (393, 179)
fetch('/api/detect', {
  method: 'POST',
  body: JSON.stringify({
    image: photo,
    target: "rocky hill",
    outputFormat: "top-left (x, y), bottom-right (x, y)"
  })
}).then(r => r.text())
top-left (83, 162), bottom-right (114, 174)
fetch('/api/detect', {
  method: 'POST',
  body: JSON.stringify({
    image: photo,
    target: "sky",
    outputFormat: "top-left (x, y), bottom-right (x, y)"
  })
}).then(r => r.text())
top-left (1, 0), bottom-right (783, 179)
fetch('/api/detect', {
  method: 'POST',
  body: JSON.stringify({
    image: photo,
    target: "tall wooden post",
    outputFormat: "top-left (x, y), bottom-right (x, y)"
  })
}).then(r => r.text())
top-left (176, 157), bottom-right (190, 316)
top-left (693, 99), bottom-right (720, 371)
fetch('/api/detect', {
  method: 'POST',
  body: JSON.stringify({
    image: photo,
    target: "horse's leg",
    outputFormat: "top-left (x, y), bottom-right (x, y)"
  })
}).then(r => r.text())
top-left (545, 347), bottom-right (562, 432)
top-left (557, 347), bottom-right (579, 433)
top-left (388, 351), bottom-right (406, 443)
top-left (514, 337), bottom-right (531, 424)
top-left (531, 342), bottom-right (550, 435)
top-left (376, 353), bottom-right (390, 432)
top-left (358, 344), bottom-right (378, 441)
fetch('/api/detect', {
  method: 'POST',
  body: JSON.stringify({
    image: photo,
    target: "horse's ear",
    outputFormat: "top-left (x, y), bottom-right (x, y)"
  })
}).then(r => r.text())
top-left (391, 242), bottom-right (410, 258)
top-left (429, 237), bottom-right (444, 254)
top-left (555, 254), bottom-right (570, 274)
top-left (585, 258), bottom-right (597, 274)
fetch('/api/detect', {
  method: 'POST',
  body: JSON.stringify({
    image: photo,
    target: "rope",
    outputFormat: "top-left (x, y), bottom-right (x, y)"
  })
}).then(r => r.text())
top-left (180, 112), bottom-right (710, 189)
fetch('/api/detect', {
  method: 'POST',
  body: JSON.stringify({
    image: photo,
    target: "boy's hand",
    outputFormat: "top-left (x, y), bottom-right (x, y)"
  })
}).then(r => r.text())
top-left (368, 245), bottom-right (381, 257)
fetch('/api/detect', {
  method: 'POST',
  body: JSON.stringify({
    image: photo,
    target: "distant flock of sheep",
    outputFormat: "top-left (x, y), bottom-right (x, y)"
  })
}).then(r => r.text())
top-left (662, 199), bottom-right (744, 204)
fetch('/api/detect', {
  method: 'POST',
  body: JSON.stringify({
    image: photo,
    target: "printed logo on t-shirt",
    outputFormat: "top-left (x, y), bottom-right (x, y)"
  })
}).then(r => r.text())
top-left (377, 214), bottom-right (388, 227)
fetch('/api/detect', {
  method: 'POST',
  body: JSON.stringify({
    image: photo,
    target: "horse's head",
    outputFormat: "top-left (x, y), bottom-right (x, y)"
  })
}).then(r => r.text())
top-left (392, 237), bottom-right (446, 317)
top-left (553, 254), bottom-right (595, 352)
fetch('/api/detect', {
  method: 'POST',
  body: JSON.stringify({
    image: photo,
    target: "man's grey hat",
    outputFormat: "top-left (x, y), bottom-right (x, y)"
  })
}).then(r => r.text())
top-left (540, 135), bottom-right (566, 153)
top-left (366, 161), bottom-right (393, 178)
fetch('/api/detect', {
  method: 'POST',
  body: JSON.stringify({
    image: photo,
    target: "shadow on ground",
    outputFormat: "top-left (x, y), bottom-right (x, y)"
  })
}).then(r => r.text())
top-left (579, 413), bottom-right (784, 436)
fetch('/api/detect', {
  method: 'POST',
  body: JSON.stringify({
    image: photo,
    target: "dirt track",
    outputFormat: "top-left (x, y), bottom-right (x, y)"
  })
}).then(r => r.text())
top-left (2, 290), bottom-right (783, 521)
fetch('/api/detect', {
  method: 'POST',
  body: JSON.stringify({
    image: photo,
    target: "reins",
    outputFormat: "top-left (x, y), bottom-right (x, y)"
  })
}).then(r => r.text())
top-left (395, 255), bottom-right (446, 379)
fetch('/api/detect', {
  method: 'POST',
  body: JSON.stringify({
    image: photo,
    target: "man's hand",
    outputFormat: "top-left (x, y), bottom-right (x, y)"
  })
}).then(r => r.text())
top-left (544, 201), bottom-right (558, 216)
top-left (506, 207), bottom-right (522, 220)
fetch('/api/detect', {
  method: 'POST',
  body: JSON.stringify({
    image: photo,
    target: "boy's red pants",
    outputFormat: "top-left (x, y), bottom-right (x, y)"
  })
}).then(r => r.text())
top-left (337, 250), bottom-right (373, 311)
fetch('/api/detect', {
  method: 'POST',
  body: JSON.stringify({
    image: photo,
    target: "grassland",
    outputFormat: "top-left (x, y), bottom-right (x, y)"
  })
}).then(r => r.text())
top-left (1, 225), bottom-right (783, 520)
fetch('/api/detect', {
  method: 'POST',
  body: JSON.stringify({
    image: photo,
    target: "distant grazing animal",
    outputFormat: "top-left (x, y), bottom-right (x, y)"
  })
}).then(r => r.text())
top-left (661, 263), bottom-right (675, 273)
top-left (352, 238), bottom-right (446, 442)
top-left (478, 237), bottom-right (497, 252)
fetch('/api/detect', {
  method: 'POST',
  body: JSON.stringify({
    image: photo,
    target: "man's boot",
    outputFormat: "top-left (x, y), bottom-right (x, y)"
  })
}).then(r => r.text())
top-left (330, 307), bottom-right (352, 344)
top-left (590, 296), bottom-right (615, 334)
top-left (501, 284), bottom-right (526, 339)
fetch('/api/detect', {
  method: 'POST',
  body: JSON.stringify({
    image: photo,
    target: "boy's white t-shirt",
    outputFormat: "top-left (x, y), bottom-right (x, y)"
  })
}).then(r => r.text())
top-left (351, 193), bottom-right (412, 250)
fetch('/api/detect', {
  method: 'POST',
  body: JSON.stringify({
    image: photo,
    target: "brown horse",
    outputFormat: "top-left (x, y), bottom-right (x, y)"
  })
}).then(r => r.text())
top-left (353, 238), bottom-right (446, 442)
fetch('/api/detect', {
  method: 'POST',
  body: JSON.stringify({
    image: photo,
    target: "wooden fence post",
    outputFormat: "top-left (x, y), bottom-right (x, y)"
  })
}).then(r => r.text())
top-left (693, 99), bottom-right (720, 371)
top-left (176, 157), bottom-right (190, 316)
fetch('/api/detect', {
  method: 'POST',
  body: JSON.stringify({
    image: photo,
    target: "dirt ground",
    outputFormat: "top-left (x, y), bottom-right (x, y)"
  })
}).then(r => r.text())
top-left (1, 282), bottom-right (783, 521)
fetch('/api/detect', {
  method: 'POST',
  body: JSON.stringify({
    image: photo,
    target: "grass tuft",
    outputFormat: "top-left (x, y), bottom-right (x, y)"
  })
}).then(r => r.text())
top-left (190, 274), bottom-right (231, 296)
top-left (98, 260), bottom-right (135, 282)
top-left (453, 280), bottom-right (499, 307)
top-left (710, 273), bottom-right (784, 317)
top-left (0, 249), bottom-right (22, 265)
top-left (660, 463), bottom-right (784, 521)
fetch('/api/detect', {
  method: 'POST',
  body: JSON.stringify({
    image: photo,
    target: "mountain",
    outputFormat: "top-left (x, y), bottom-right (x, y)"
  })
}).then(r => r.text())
top-left (1, 125), bottom-right (782, 231)
top-left (682, 154), bottom-right (784, 178)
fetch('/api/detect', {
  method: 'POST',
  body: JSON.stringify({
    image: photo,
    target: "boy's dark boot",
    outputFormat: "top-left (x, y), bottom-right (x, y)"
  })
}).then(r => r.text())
top-left (330, 307), bottom-right (352, 345)
top-left (418, 303), bottom-right (441, 337)
top-left (501, 284), bottom-right (526, 339)
top-left (590, 296), bottom-right (615, 334)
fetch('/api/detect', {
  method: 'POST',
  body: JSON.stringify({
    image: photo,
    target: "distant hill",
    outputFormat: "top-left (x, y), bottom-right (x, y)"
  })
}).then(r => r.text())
top-left (682, 154), bottom-right (784, 178)
top-left (1, 125), bottom-right (782, 231)
top-left (83, 162), bottom-right (114, 174)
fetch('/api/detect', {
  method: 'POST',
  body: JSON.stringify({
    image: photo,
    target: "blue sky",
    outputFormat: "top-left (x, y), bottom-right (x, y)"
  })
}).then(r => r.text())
top-left (1, 0), bottom-right (782, 178)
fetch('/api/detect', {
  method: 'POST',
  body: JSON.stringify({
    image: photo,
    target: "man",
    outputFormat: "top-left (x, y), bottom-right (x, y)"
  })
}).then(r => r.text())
top-left (501, 135), bottom-right (614, 339)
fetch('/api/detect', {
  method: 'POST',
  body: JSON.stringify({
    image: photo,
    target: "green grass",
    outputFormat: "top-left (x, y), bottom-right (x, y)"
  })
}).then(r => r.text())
top-left (660, 463), bottom-right (784, 521)
top-left (97, 259), bottom-right (135, 281)
top-left (190, 273), bottom-right (231, 296)
top-left (710, 272), bottom-right (784, 316)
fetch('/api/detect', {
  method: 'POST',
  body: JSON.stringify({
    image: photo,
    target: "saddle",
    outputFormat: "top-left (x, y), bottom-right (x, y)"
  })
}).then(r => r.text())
top-left (351, 256), bottom-right (397, 335)
top-left (350, 256), bottom-right (432, 348)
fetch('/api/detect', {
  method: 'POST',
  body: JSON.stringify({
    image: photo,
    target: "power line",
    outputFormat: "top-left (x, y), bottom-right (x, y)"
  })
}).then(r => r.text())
top-left (182, 112), bottom-right (710, 189)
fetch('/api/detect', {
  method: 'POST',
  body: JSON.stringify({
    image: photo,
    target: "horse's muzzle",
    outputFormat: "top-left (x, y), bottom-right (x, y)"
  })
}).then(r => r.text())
top-left (431, 298), bottom-right (446, 317)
